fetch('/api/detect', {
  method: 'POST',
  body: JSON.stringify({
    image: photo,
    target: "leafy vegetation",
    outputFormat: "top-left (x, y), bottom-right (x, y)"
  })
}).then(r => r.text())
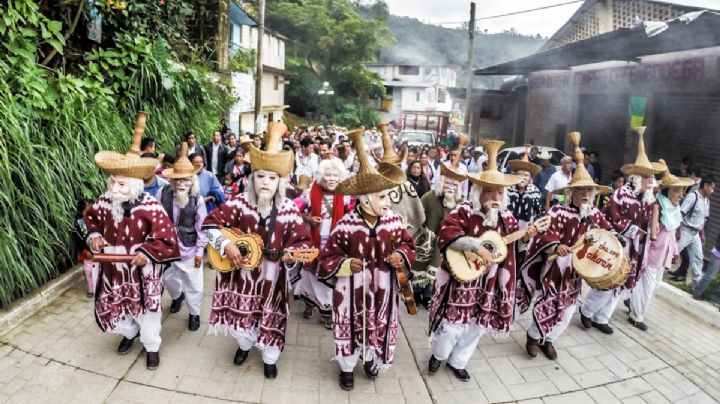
top-left (0, 0), bottom-right (228, 307)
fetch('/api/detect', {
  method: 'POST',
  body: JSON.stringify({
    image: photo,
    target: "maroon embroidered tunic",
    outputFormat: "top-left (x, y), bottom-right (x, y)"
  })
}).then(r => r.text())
top-left (517, 204), bottom-right (613, 338)
top-left (602, 184), bottom-right (652, 290)
top-left (202, 195), bottom-right (311, 349)
top-left (318, 208), bottom-right (416, 368)
top-left (428, 202), bottom-right (520, 337)
top-left (84, 194), bottom-right (180, 332)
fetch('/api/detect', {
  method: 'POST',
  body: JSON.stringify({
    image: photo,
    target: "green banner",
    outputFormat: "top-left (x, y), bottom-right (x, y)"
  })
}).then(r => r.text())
top-left (628, 96), bottom-right (648, 128)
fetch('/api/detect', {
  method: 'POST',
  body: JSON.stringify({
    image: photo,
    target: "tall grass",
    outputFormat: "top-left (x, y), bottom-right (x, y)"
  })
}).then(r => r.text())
top-left (0, 38), bottom-right (226, 308)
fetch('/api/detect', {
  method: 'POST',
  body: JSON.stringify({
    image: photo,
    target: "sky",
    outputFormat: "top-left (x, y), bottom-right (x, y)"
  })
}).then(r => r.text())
top-left (382, 0), bottom-right (720, 37)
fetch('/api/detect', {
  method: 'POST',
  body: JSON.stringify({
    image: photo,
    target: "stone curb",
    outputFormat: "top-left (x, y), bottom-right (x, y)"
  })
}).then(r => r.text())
top-left (656, 281), bottom-right (720, 328)
top-left (0, 265), bottom-right (83, 337)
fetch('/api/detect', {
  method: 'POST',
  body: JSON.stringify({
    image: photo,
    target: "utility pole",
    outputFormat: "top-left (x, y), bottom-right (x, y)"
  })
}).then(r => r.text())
top-left (463, 2), bottom-right (475, 136)
top-left (254, 0), bottom-right (266, 134)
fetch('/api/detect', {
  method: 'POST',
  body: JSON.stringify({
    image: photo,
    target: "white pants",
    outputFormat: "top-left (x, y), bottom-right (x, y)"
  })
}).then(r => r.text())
top-left (430, 320), bottom-right (484, 369)
top-left (337, 348), bottom-right (377, 372)
top-left (528, 303), bottom-right (576, 343)
top-left (293, 270), bottom-right (333, 315)
top-left (163, 256), bottom-right (204, 315)
top-left (677, 226), bottom-right (704, 283)
top-left (228, 328), bottom-right (281, 365)
top-left (114, 311), bottom-right (162, 352)
top-left (581, 289), bottom-right (621, 325)
top-left (629, 266), bottom-right (664, 322)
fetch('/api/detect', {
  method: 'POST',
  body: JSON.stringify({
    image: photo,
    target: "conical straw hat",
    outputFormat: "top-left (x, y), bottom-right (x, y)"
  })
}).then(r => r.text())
top-left (95, 111), bottom-right (159, 180)
top-left (291, 174), bottom-right (313, 191)
top-left (439, 134), bottom-right (469, 182)
top-left (162, 142), bottom-right (202, 179)
top-left (620, 126), bottom-right (664, 176)
top-left (335, 127), bottom-right (406, 196)
top-left (371, 123), bottom-right (408, 165)
top-left (508, 144), bottom-right (541, 176)
top-left (248, 121), bottom-right (294, 177)
top-left (466, 140), bottom-right (521, 187)
top-left (554, 132), bottom-right (611, 195)
top-left (658, 159), bottom-right (695, 188)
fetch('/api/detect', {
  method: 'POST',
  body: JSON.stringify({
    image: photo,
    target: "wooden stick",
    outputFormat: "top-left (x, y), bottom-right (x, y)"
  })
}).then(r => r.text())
top-left (92, 253), bottom-right (135, 264)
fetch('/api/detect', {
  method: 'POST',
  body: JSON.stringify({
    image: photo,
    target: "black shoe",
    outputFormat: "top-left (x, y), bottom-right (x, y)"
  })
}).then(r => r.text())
top-left (146, 352), bottom-right (160, 370)
top-left (671, 275), bottom-right (686, 282)
top-left (117, 335), bottom-right (136, 355)
top-left (339, 371), bottom-right (354, 391)
top-left (363, 360), bottom-right (378, 379)
top-left (446, 363), bottom-right (470, 381)
top-left (428, 355), bottom-right (442, 373)
top-left (170, 293), bottom-right (185, 313)
top-left (623, 299), bottom-right (630, 309)
top-left (591, 321), bottom-right (614, 334)
top-left (188, 314), bottom-right (200, 331)
top-left (580, 312), bottom-right (592, 329)
top-left (233, 348), bottom-right (249, 366)
top-left (628, 318), bottom-right (648, 331)
top-left (264, 363), bottom-right (278, 379)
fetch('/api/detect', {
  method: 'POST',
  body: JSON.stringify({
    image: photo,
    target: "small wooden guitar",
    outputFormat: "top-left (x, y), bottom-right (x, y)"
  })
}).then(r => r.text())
top-left (446, 216), bottom-right (551, 283)
top-left (208, 227), bottom-right (319, 272)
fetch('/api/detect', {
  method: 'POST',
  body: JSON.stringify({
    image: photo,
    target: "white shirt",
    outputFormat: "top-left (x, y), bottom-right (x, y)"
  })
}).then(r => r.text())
top-left (681, 190), bottom-right (710, 231)
top-left (295, 152), bottom-right (319, 178)
top-left (545, 170), bottom-right (573, 201)
top-left (211, 143), bottom-right (220, 175)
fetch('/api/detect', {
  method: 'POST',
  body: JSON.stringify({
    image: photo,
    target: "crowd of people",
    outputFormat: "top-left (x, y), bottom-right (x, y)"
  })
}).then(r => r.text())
top-left (76, 112), bottom-right (717, 392)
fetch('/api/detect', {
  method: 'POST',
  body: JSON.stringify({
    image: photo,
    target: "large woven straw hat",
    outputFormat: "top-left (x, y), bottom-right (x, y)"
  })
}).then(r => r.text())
top-left (466, 140), bottom-right (521, 187)
top-left (508, 144), bottom-right (541, 176)
top-left (336, 127), bottom-right (406, 196)
top-left (248, 122), bottom-right (294, 177)
top-left (94, 111), bottom-right (159, 180)
top-left (238, 135), bottom-right (252, 145)
top-left (162, 142), bottom-right (202, 179)
top-left (291, 174), bottom-right (313, 191)
top-left (555, 132), bottom-right (611, 195)
top-left (371, 123), bottom-right (408, 165)
top-left (658, 159), bottom-right (694, 188)
top-left (620, 126), bottom-right (664, 176)
top-left (439, 134), bottom-right (469, 182)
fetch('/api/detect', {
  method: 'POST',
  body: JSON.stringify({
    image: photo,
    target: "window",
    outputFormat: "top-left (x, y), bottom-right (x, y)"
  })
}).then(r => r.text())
top-left (274, 75), bottom-right (279, 91)
top-left (400, 65), bottom-right (420, 75)
top-left (438, 89), bottom-right (447, 103)
top-left (416, 92), bottom-right (420, 102)
top-left (269, 112), bottom-right (274, 122)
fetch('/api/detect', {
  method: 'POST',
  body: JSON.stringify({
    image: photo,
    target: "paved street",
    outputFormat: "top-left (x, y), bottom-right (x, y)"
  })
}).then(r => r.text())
top-left (1, 266), bottom-right (719, 404)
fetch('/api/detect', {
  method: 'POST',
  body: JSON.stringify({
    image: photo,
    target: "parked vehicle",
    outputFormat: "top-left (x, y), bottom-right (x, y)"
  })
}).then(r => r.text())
top-left (399, 111), bottom-right (448, 139)
top-left (496, 146), bottom-right (566, 170)
top-left (397, 130), bottom-right (436, 148)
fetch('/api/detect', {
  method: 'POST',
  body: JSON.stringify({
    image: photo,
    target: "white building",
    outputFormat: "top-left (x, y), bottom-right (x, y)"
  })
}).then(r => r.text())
top-left (366, 64), bottom-right (457, 123)
top-left (226, 2), bottom-right (290, 134)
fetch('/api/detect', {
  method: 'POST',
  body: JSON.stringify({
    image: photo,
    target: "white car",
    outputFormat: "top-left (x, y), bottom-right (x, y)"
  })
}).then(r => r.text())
top-left (496, 146), bottom-right (566, 171)
top-left (396, 130), bottom-right (436, 148)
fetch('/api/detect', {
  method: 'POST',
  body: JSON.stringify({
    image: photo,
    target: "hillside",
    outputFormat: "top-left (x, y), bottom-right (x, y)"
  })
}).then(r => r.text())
top-left (379, 15), bottom-right (546, 89)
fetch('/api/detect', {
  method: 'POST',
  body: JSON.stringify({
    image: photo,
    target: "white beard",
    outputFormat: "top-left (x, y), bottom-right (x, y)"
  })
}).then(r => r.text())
top-left (642, 189), bottom-right (656, 205)
top-left (108, 192), bottom-right (130, 227)
top-left (175, 190), bottom-right (190, 208)
top-left (579, 202), bottom-right (593, 219)
top-left (443, 192), bottom-right (457, 209)
top-left (483, 200), bottom-right (501, 228)
top-left (257, 192), bottom-right (273, 217)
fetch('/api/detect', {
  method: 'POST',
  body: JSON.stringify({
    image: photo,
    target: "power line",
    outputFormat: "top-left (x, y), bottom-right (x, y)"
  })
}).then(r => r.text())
top-left (430, 0), bottom-right (583, 26)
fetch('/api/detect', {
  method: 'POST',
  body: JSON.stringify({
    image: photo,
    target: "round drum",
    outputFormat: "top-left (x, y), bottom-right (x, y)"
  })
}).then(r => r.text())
top-left (573, 228), bottom-right (630, 290)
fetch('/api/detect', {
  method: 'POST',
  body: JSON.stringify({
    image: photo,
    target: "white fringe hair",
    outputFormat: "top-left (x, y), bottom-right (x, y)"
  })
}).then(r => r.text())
top-left (316, 158), bottom-right (348, 182)
top-left (470, 185), bottom-right (508, 212)
top-left (170, 175), bottom-right (200, 197)
top-left (433, 175), bottom-right (463, 202)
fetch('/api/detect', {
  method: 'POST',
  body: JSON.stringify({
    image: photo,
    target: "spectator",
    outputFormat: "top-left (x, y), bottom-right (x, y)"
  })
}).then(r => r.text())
top-left (467, 146), bottom-right (487, 174)
top-left (185, 132), bottom-right (207, 166)
top-left (401, 149), bottom-right (416, 171)
top-left (687, 166), bottom-right (702, 193)
top-left (318, 140), bottom-right (334, 160)
top-left (160, 154), bottom-right (176, 172)
top-left (223, 174), bottom-right (239, 201)
top-left (224, 149), bottom-right (251, 193)
top-left (534, 149), bottom-right (556, 202)
top-left (238, 134), bottom-right (253, 163)
top-left (589, 151), bottom-right (602, 183)
top-left (295, 136), bottom-right (319, 177)
top-left (581, 147), bottom-right (596, 180)
top-left (678, 155), bottom-right (694, 177)
top-left (693, 233), bottom-right (720, 299)
top-left (544, 155), bottom-right (573, 211)
top-left (227, 133), bottom-right (238, 153)
top-left (596, 170), bottom-right (624, 208)
top-left (190, 152), bottom-right (224, 212)
top-left (406, 160), bottom-right (430, 197)
top-left (140, 137), bottom-right (156, 155)
top-left (529, 146), bottom-right (540, 165)
top-left (141, 151), bottom-right (168, 197)
top-left (673, 175), bottom-right (715, 283)
top-left (205, 131), bottom-right (229, 180)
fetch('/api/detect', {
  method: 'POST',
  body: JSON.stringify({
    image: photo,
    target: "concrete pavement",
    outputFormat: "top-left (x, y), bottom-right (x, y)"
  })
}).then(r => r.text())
top-left (1, 265), bottom-right (719, 403)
